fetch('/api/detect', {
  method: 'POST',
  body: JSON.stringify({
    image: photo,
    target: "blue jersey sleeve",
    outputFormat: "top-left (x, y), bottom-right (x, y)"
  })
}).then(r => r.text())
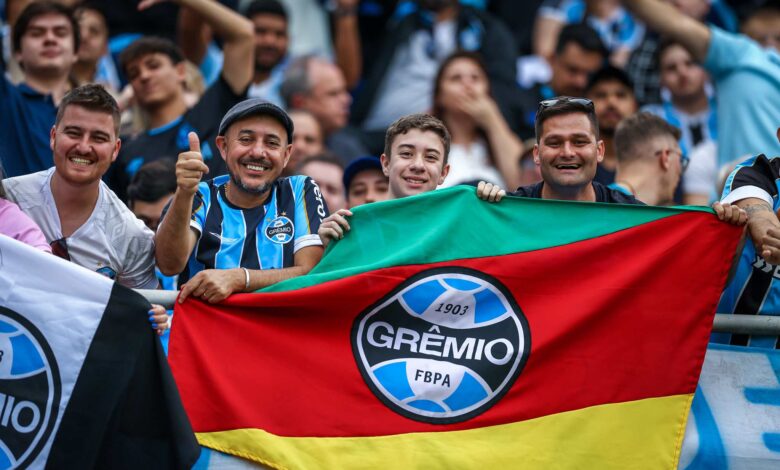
top-left (292, 176), bottom-right (327, 252)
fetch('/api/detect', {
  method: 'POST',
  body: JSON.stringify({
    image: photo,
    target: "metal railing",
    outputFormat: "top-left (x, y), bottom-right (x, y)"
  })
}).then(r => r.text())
top-left (136, 289), bottom-right (780, 336)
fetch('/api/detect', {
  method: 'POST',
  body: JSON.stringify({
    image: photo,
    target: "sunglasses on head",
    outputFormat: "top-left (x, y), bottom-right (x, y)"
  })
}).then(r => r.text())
top-left (538, 97), bottom-right (594, 112)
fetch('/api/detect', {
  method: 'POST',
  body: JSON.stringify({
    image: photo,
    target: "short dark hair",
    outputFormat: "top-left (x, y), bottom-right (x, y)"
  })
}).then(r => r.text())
top-left (555, 24), bottom-right (607, 57)
top-left (245, 0), bottom-right (288, 20)
top-left (127, 159), bottom-right (177, 206)
top-left (586, 65), bottom-right (635, 94)
top-left (296, 152), bottom-right (344, 175)
top-left (614, 112), bottom-right (681, 163)
top-left (384, 114), bottom-right (451, 164)
top-left (13, 1), bottom-right (80, 53)
top-left (655, 37), bottom-right (693, 69)
top-left (119, 36), bottom-right (184, 76)
top-left (56, 84), bottom-right (121, 135)
top-left (535, 97), bottom-right (599, 142)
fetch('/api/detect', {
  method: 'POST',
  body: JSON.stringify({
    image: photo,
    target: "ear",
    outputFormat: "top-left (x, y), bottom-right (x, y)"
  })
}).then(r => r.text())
top-left (111, 138), bottom-right (121, 163)
top-left (380, 153), bottom-right (390, 177)
top-left (596, 139), bottom-right (605, 163)
top-left (282, 144), bottom-right (292, 169)
top-left (659, 149), bottom-right (672, 170)
top-left (438, 163), bottom-right (450, 185)
top-left (216, 136), bottom-right (228, 162)
top-left (175, 61), bottom-right (187, 84)
top-left (50, 126), bottom-right (56, 151)
top-left (532, 144), bottom-right (540, 165)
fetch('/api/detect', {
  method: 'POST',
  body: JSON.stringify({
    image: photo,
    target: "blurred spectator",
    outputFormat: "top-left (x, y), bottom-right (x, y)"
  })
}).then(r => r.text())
top-left (2, 0), bottom-right (36, 84)
top-left (296, 153), bottom-right (346, 212)
top-left (517, 24), bottom-right (607, 139)
top-left (276, 0), bottom-right (332, 58)
top-left (342, 156), bottom-right (389, 209)
top-left (0, 1), bottom-right (79, 178)
top-left (642, 40), bottom-right (716, 155)
top-left (72, 3), bottom-right (120, 91)
top-left (287, 109), bottom-right (324, 175)
top-left (126, 158), bottom-right (177, 291)
top-left (741, 2), bottom-right (780, 50)
top-left (642, 39), bottom-right (716, 205)
top-left (585, 65), bottom-right (638, 185)
top-left (534, 0), bottom-right (645, 67)
top-left (281, 55), bottom-right (368, 164)
top-left (625, 0), bottom-right (736, 105)
top-left (432, 51), bottom-right (522, 189)
top-left (319, 113), bottom-right (450, 247)
top-left (347, 0), bottom-right (519, 153)
top-left (245, 0), bottom-right (289, 107)
top-left (0, 164), bottom-right (50, 252)
top-left (107, 0), bottom-right (254, 202)
top-left (623, 0), bottom-right (780, 168)
top-left (2, 84), bottom-right (159, 289)
top-left (611, 111), bottom-right (685, 205)
top-left (127, 158), bottom-right (177, 232)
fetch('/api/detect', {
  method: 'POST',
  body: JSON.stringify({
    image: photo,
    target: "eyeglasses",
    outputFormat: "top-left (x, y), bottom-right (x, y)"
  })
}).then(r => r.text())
top-left (656, 148), bottom-right (690, 172)
top-left (50, 237), bottom-right (70, 261)
top-left (538, 97), bottom-right (594, 112)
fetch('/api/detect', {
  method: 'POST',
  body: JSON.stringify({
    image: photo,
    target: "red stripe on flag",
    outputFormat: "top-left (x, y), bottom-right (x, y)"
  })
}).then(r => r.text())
top-left (169, 212), bottom-right (739, 437)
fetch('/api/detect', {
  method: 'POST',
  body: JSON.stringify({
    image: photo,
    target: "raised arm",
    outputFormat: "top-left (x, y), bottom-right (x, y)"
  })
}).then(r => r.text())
top-left (621, 0), bottom-right (711, 62)
top-left (155, 132), bottom-right (207, 275)
top-left (332, 0), bottom-right (362, 89)
top-left (140, 0), bottom-right (254, 94)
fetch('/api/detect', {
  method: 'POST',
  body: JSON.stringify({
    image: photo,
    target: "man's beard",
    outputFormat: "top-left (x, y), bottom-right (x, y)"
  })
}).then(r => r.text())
top-left (230, 172), bottom-right (272, 195)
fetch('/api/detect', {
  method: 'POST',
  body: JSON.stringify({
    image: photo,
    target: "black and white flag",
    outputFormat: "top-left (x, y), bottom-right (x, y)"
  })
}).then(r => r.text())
top-left (0, 235), bottom-right (199, 469)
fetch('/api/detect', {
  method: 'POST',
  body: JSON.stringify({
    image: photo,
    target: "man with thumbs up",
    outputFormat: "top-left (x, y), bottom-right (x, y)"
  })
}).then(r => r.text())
top-left (155, 100), bottom-right (328, 303)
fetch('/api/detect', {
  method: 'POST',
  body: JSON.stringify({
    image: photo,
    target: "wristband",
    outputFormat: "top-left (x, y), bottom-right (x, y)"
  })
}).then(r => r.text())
top-left (242, 267), bottom-right (250, 291)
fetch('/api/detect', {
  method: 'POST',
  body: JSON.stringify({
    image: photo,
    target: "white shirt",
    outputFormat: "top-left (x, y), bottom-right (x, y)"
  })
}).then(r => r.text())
top-left (363, 20), bottom-right (457, 131)
top-left (4, 168), bottom-right (158, 289)
top-left (440, 140), bottom-right (505, 188)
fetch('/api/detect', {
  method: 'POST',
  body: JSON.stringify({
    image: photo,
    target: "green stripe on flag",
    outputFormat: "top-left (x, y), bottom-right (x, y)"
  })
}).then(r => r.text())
top-left (264, 186), bottom-right (712, 292)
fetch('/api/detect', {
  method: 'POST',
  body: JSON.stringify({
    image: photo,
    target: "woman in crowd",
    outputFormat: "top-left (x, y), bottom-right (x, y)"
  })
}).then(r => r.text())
top-left (432, 51), bottom-right (523, 189)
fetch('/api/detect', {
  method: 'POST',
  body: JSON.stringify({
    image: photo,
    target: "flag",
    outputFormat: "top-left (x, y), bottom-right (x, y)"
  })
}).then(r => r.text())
top-left (169, 186), bottom-right (742, 469)
top-left (0, 235), bottom-right (199, 469)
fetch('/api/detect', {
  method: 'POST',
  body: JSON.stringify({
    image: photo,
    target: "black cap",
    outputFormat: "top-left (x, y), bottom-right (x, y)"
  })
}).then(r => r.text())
top-left (343, 156), bottom-right (384, 193)
top-left (586, 65), bottom-right (634, 93)
top-left (218, 98), bottom-right (294, 142)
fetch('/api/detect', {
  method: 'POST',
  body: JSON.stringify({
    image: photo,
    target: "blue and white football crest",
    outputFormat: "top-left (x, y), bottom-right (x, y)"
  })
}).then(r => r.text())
top-left (265, 216), bottom-right (294, 244)
top-left (0, 309), bottom-right (60, 470)
top-left (352, 268), bottom-right (530, 424)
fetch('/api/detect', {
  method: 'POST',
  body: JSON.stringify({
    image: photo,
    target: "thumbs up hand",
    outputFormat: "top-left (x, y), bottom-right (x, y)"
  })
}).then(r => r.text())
top-left (176, 132), bottom-right (210, 195)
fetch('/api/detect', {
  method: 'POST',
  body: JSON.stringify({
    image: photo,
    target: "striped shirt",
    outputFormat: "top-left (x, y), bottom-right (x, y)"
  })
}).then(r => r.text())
top-left (716, 154), bottom-right (780, 348)
top-left (178, 174), bottom-right (327, 285)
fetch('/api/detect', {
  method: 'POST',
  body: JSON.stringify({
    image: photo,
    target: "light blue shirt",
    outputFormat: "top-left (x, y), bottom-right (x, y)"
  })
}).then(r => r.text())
top-left (704, 27), bottom-right (780, 168)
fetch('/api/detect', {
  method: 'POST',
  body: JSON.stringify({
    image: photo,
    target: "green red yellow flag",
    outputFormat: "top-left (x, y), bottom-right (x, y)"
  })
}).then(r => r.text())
top-left (168, 186), bottom-right (742, 469)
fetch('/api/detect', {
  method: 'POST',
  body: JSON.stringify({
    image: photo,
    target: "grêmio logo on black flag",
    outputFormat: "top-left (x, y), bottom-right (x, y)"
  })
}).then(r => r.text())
top-left (352, 267), bottom-right (530, 424)
top-left (0, 307), bottom-right (61, 468)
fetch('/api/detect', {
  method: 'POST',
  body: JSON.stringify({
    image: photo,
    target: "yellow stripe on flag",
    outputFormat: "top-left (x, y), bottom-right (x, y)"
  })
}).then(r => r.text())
top-left (196, 393), bottom-right (693, 469)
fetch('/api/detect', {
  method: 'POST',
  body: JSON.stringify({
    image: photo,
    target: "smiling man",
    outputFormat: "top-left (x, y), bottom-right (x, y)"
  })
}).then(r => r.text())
top-left (155, 99), bottom-right (328, 303)
top-left (318, 113), bottom-right (449, 247)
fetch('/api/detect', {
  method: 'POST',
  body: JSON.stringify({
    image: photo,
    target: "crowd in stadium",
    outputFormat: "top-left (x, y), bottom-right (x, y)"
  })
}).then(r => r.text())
top-left (1, 0), bottom-right (779, 348)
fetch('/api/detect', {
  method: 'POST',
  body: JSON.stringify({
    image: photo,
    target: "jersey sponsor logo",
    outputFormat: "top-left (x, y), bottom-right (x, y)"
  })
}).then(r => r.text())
top-left (265, 216), bottom-right (294, 244)
top-left (0, 307), bottom-right (61, 468)
top-left (96, 266), bottom-right (117, 280)
top-left (352, 267), bottom-right (530, 424)
top-left (752, 255), bottom-right (780, 280)
top-left (310, 181), bottom-right (327, 221)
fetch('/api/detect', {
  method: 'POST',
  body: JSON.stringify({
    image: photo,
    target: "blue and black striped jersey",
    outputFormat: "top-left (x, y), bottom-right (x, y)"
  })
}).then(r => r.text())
top-left (178, 174), bottom-right (328, 285)
top-left (717, 154), bottom-right (780, 348)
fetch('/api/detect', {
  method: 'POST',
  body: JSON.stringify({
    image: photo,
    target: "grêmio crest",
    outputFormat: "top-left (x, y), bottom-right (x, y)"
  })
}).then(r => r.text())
top-left (351, 267), bottom-right (530, 424)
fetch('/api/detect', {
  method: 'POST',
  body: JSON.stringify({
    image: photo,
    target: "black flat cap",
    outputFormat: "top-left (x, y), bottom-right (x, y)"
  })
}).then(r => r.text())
top-left (218, 98), bottom-right (294, 142)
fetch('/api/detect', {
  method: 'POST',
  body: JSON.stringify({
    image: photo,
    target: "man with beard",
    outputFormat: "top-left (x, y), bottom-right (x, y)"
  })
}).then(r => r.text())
top-left (245, 0), bottom-right (289, 107)
top-left (155, 99), bottom-right (328, 304)
top-left (585, 65), bottom-right (639, 185)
